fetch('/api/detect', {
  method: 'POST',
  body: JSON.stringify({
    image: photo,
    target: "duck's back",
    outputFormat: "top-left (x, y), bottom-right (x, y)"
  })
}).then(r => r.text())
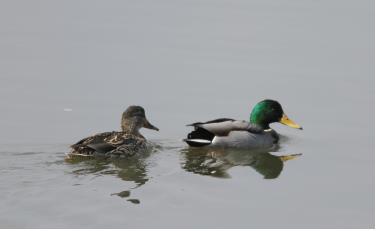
top-left (67, 131), bottom-right (147, 158)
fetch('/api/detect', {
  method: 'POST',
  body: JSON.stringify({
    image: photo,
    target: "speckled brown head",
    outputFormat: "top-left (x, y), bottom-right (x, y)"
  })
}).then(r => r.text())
top-left (121, 106), bottom-right (159, 135)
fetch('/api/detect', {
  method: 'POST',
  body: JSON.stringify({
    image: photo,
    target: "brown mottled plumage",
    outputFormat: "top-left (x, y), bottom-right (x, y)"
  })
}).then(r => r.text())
top-left (66, 106), bottom-right (159, 160)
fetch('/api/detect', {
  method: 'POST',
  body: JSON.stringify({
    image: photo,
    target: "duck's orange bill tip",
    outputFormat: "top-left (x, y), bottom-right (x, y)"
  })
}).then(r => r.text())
top-left (279, 114), bottom-right (302, 130)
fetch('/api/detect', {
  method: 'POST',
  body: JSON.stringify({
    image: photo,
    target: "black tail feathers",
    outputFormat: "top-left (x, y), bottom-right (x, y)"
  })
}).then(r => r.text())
top-left (184, 127), bottom-right (215, 147)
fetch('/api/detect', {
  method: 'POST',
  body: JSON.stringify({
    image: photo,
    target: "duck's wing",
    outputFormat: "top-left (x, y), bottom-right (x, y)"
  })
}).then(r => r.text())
top-left (86, 142), bottom-right (117, 153)
top-left (188, 119), bottom-right (263, 136)
top-left (69, 131), bottom-right (127, 156)
top-left (71, 131), bottom-right (116, 148)
top-left (187, 118), bottom-right (236, 127)
top-left (106, 138), bottom-right (147, 157)
top-left (70, 132), bottom-right (146, 156)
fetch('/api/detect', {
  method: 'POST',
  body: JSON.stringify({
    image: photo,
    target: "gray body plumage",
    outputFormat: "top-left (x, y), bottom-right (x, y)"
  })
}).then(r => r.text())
top-left (195, 120), bottom-right (263, 135)
top-left (211, 130), bottom-right (277, 149)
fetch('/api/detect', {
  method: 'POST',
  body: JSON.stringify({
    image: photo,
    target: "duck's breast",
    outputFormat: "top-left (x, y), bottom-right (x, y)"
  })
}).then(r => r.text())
top-left (211, 131), bottom-right (275, 149)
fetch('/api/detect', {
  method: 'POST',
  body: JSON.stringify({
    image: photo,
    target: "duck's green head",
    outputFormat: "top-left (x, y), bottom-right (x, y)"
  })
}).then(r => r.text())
top-left (250, 99), bottom-right (302, 130)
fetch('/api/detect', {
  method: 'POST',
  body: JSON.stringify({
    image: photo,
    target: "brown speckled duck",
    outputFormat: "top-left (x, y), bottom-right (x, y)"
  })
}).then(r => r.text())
top-left (66, 106), bottom-right (159, 160)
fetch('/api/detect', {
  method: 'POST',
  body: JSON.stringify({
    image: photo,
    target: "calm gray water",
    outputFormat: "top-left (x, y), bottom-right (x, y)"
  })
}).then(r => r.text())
top-left (0, 0), bottom-right (374, 228)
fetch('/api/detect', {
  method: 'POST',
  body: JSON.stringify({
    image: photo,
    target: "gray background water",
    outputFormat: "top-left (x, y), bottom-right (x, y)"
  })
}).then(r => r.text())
top-left (0, 0), bottom-right (374, 228)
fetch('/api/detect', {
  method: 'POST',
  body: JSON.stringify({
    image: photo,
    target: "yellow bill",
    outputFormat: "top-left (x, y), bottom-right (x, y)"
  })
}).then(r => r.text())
top-left (279, 114), bottom-right (303, 130)
top-left (279, 153), bottom-right (302, 162)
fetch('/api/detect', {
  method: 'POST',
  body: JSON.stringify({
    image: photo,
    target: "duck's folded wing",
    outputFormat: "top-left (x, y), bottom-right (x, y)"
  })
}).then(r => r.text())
top-left (70, 131), bottom-right (116, 148)
top-left (86, 142), bottom-right (117, 153)
top-left (193, 120), bottom-right (263, 136)
top-left (187, 118), bottom-right (235, 127)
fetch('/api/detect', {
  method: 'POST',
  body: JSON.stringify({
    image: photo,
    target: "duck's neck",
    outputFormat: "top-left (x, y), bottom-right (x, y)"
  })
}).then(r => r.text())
top-left (121, 118), bottom-right (142, 136)
top-left (250, 114), bottom-right (270, 129)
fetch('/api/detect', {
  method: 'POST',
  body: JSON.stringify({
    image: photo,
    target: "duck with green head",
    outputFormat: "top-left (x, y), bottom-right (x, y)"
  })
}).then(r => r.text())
top-left (184, 99), bottom-right (302, 149)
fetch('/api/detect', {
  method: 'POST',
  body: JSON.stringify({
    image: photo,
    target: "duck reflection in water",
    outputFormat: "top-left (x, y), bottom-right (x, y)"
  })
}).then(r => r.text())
top-left (181, 148), bottom-right (301, 179)
top-left (67, 150), bottom-right (155, 204)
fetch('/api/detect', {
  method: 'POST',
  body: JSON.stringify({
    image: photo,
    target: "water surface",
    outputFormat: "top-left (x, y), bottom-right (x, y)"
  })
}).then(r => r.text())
top-left (0, 0), bottom-right (374, 228)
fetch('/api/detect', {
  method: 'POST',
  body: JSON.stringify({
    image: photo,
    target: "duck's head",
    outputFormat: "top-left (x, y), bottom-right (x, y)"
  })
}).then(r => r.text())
top-left (249, 99), bottom-right (302, 130)
top-left (121, 106), bottom-right (159, 134)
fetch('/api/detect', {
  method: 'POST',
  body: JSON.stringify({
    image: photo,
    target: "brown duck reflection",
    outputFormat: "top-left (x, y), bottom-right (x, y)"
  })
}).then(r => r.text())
top-left (181, 148), bottom-right (301, 179)
top-left (67, 150), bottom-right (154, 203)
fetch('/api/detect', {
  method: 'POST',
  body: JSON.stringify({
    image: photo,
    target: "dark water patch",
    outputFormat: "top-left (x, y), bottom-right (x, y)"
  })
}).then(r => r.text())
top-left (3, 151), bottom-right (44, 156)
top-left (127, 199), bottom-right (140, 204)
top-left (111, 190), bottom-right (141, 204)
top-left (112, 190), bottom-right (131, 198)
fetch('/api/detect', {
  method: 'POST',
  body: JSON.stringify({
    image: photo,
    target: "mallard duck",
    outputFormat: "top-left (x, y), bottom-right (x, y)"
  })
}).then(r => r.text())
top-left (66, 105), bottom-right (159, 159)
top-left (184, 99), bottom-right (302, 149)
